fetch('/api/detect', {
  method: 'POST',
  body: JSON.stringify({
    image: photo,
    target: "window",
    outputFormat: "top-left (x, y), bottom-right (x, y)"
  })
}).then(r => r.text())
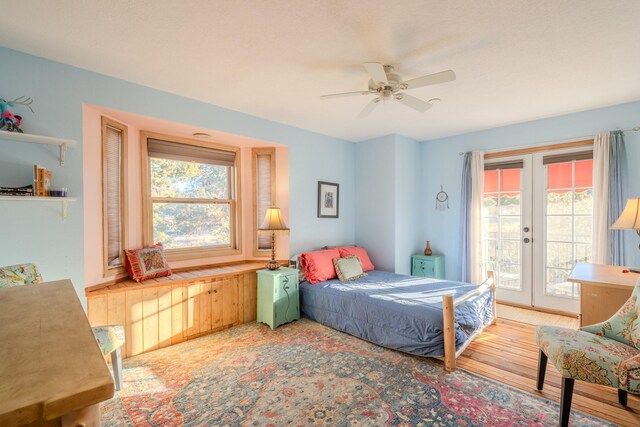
top-left (142, 134), bottom-right (239, 259)
top-left (253, 148), bottom-right (275, 256)
top-left (101, 117), bottom-right (128, 276)
top-left (482, 161), bottom-right (523, 291)
top-left (543, 152), bottom-right (593, 298)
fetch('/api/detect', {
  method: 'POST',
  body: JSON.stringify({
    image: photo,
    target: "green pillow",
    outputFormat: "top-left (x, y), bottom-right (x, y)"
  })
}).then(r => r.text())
top-left (333, 256), bottom-right (368, 282)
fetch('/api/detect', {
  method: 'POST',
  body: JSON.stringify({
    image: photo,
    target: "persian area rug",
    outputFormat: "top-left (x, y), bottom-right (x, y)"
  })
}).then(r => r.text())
top-left (101, 318), bottom-right (613, 426)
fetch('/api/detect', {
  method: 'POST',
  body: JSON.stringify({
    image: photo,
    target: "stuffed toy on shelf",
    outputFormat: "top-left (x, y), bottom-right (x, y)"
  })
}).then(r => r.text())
top-left (0, 96), bottom-right (34, 133)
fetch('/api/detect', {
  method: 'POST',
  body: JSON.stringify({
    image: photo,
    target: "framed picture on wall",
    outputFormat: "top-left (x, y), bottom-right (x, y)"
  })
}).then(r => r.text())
top-left (317, 181), bottom-right (339, 218)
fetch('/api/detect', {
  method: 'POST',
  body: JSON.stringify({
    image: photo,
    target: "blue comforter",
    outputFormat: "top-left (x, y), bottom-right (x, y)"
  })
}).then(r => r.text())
top-left (299, 270), bottom-right (493, 357)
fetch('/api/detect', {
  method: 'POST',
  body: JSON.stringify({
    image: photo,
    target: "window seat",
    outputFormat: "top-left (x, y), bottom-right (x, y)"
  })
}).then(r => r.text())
top-left (85, 261), bottom-right (267, 359)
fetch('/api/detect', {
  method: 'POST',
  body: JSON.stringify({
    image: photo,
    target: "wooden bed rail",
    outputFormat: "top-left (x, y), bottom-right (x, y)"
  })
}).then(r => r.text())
top-left (442, 271), bottom-right (496, 372)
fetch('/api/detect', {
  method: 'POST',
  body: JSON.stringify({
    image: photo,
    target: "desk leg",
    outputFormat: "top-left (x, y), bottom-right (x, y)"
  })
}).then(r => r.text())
top-left (61, 403), bottom-right (100, 427)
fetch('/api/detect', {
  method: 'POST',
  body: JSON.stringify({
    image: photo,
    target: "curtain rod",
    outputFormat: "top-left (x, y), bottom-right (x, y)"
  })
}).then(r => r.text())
top-left (458, 126), bottom-right (640, 156)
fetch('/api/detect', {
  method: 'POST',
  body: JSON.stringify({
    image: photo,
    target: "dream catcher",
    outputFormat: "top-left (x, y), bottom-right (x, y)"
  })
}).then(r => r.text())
top-left (435, 185), bottom-right (449, 210)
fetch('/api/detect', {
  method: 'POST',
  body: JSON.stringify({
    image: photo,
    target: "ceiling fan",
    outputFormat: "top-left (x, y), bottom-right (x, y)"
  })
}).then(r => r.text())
top-left (320, 63), bottom-right (456, 118)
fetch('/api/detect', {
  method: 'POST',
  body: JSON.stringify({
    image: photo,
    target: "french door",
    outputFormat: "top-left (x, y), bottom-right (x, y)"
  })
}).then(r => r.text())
top-left (482, 148), bottom-right (593, 313)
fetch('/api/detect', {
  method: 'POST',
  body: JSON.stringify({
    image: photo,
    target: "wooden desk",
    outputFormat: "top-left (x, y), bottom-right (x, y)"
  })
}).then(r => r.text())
top-left (568, 263), bottom-right (639, 327)
top-left (0, 280), bottom-right (114, 427)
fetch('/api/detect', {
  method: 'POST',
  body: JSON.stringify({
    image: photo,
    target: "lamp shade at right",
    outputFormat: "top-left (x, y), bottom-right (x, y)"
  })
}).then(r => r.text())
top-left (611, 198), bottom-right (640, 230)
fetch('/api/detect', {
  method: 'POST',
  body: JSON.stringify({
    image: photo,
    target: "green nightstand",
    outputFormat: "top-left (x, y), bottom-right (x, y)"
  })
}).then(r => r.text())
top-left (411, 254), bottom-right (445, 279)
top-left (257, 267), bottom-right (300, 329)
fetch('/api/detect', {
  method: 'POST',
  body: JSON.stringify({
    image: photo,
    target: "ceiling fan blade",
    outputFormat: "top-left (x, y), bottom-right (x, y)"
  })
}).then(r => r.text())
top-left (363, 62), bottom-right (388, 85)
top-left (357, 98), bottom-right (379, 118)
top-left (404, 70), bottom-right (456, 90)
top-left (320, 91), bottom-right (371, 100)
top-left (396, 93), bottom-right (432, 112)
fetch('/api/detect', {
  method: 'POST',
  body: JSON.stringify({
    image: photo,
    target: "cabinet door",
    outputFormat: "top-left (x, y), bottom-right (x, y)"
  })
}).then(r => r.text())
top-left (211, 281), bottom-right (223, 330)
top-left (283, 273), bottom-right (300, 322)
top-left (199, 282), bottom-right (212, 334)
top-left (412, 259), bottom-right (426, 277)
top-left (222, 277), bottom-right (240, 327)
top-left (185, 282), bottom-right (201, 337)
top-left (423, 260), bottom-right (436, 278)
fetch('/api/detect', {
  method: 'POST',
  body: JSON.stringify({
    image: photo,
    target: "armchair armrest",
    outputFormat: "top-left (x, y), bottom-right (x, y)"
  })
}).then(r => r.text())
top-left (619, 353), bottom-right (640, 393)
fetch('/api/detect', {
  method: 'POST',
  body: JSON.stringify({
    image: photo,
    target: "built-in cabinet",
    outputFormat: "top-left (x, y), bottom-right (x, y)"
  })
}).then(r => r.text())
top-left (86, 263), bottom-right (261, 359)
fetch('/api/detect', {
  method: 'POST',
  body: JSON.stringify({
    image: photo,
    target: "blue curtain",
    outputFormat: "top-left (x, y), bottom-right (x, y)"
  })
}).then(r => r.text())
top-left (460, 152), bottom-right (472, 282)
top-left (608, 131), bottom-right (626, 265)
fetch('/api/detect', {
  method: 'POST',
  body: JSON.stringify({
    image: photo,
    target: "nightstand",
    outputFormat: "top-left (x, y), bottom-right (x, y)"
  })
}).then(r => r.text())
top-left (257, 267), bottom-right (300, 329)
top-left (411, 254), bottom-right (445, 279)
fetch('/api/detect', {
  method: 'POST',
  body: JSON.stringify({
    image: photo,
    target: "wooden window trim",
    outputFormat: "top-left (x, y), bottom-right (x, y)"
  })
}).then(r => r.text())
top-left (140, 131), bottom-right (242, 262)
top-left (101, 117), bottom-right (128, 277)
top-left (484, 140), bottom-right (593, 160)
top-left (252, 148), bottom-right (276, 257)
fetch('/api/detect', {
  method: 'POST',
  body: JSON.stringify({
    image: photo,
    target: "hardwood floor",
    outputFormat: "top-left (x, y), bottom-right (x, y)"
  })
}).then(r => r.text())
top-left (459, 318), bottom-right (640, 426)
top-left (496, 303), bottom-right (580, 328)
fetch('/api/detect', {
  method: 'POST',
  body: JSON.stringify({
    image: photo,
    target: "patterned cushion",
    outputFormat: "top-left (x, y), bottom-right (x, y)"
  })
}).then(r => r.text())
top-left (124, 243), bottom-right (172, 282)
top-left (92, 325), bottom-right (125, 356)
top-left (0, 263), bottom-right (43, 288)
top-left (580, 279), bottom-right (640, 350)
top-left (536, 325), bottom-right (639, 392)
top-left (333, 256), bottom-right (367, 281)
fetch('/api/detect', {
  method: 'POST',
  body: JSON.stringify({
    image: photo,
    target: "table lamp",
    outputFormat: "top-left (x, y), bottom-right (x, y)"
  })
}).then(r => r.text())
top-left (258, 206), bottom-right (289, 270)
top-left (611, 198), bottom-right (640, 273)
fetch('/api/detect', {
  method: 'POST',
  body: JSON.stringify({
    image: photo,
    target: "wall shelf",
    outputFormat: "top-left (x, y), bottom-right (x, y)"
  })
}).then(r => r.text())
top-left (0, 130), bottom-right (77, 165)
top-left (0, 196), bottom-right (77, 219)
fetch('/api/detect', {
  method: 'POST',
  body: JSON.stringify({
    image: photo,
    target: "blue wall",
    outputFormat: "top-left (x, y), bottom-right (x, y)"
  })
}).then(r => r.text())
top-left (355, 135), bottom-right (396, 272)
top-left (354, 134), bottom-right (422, 274)
top-left (0, 47), bottom-right (356, 304)
top-left (420, 101), bottom-right (640, 281)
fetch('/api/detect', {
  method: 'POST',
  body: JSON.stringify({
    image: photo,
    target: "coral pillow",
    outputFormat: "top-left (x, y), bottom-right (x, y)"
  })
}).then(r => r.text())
top-left (124, 243), bottom-right (172, 282)
top-left (300, 248), bottom-right (340, 284)
top-left (338, 247), bottom-right (374, 271)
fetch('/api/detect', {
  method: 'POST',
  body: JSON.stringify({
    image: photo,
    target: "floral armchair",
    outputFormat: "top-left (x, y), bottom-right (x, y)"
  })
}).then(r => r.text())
top-left (535, 279), bottom-right (640, 427)
top-left (0, 263), bottom-right (125, 390)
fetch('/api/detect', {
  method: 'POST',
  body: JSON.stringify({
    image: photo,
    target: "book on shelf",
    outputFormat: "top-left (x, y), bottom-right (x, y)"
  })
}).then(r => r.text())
top-left (33, 165), bottom-right (52, 196)
top-left (0, 184), bottom-right (34, 196)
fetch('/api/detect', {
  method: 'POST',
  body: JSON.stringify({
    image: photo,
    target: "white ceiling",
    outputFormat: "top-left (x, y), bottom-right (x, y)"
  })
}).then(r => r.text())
top-left (1, 0), bottom-right (640, 142)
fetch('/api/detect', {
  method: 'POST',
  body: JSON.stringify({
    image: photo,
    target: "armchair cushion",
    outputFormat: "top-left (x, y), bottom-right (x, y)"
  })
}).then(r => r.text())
top-left (0, 263), bottom-right (43, 288)
top-left (92, 325), bottom-right (125, 356)
top-left (580, 280), bottom-right (640, 350)
top-left (536, 325), bottom-right (638, 390)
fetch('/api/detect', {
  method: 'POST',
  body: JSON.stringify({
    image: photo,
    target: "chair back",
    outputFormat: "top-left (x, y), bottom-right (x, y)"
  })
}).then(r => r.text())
top-left (0, 264), bottom-right (43, 288)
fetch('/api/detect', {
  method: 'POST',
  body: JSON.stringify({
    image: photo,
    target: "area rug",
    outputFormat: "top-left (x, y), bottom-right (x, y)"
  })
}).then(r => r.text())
top-left (101, 319), bottom-right (613, 426)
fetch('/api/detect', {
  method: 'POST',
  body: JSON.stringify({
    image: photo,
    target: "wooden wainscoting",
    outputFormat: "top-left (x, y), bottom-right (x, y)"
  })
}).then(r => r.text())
top-left (86, 263), bottom-right (261, 359)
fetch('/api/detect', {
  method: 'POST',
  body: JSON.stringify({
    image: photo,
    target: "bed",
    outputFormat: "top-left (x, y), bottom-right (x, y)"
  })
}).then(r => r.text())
top-left (299, 270), bottom-right (496, 371)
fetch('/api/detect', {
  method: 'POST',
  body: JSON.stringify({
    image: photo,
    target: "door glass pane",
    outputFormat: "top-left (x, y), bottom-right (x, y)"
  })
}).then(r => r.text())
top-left (544, 158), bottom-right (593, 299)
top-left (483, 167), bottom-right (522, 291)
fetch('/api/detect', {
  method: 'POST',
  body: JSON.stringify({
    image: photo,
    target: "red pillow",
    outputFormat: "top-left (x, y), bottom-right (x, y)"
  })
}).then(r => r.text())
top-left (338, 247), bottom-right (374, 271)
top-left (300, 248), bottom-right (341, 284)
top-left (124, 243), bottom-right (172, 282)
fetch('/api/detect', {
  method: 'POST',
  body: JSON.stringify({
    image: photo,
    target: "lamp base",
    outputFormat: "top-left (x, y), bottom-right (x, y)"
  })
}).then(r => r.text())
top-left (266, 260), bottom-right (281, 270)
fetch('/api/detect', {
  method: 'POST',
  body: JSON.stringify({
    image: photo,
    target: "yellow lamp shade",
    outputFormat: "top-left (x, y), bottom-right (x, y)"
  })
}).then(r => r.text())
top-left (611, 198), bottom-right (640, 230)
top-left (259, 207), bottom-right (289, 231)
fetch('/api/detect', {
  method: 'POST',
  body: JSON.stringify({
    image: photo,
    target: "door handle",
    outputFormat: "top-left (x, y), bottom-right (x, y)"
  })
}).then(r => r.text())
top-left (523, 237), bottom-right (531, 243)
top-left (523, 227), bottom-right (530, 233)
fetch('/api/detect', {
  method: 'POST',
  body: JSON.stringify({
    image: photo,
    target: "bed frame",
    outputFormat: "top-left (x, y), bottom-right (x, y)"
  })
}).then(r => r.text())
top-left (440, 271), bottom-right (496, 372)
